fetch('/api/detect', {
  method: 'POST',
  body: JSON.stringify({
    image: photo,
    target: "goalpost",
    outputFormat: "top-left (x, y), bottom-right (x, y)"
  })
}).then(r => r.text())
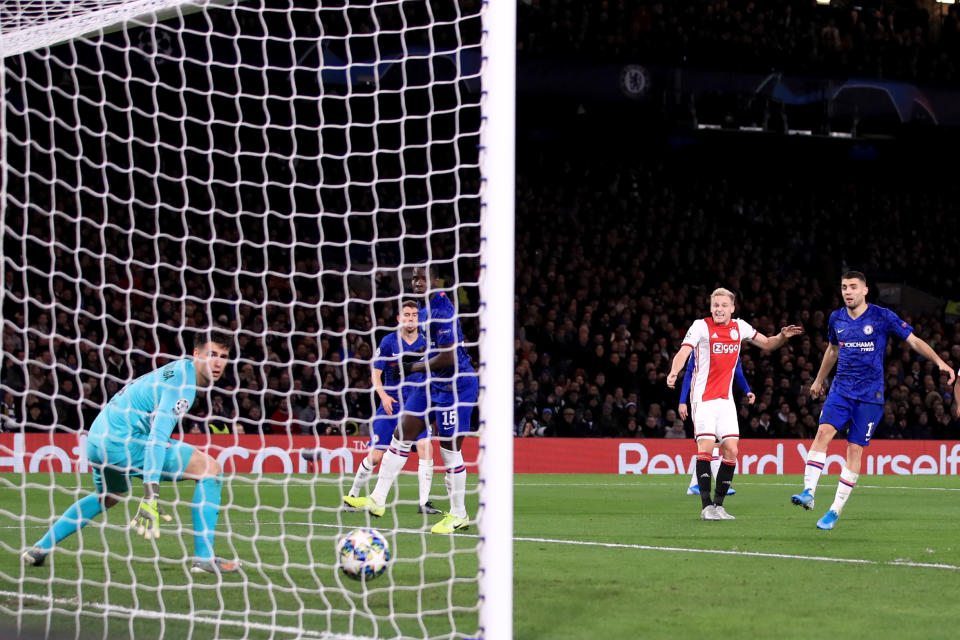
top-left (0, 1), bottom-right (514, 638)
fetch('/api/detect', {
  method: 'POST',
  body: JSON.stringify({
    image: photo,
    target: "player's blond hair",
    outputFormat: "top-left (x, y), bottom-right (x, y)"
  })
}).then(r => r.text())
top-left (710, 288), bottom-right (736, 304)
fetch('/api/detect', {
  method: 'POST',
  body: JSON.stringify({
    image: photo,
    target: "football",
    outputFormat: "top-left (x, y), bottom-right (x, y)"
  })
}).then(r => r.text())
top-left (336, 528), bottom-right (392, 581)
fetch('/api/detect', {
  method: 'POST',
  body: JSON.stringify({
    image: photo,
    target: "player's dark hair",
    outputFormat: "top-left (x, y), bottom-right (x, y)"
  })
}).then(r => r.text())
top-left (841, 270), bottom-right (867, 284)
top-left (401, 299), bottom-right (419, 311)
top-left (193, 328), bottom-right (232, 352)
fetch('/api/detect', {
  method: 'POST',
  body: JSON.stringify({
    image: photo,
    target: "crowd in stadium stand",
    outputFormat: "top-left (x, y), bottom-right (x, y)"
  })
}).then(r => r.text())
top-left (4, 1), bottom-right (960, 441)
top-left (519, 0), bottom-right (960, 85)
top-left (3, 147), bottom-right (960, 442)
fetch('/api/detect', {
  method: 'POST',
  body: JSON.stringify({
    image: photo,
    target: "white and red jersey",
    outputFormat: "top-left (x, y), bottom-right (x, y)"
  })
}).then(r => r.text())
top-left (682, 317), bottom-right (757, 403)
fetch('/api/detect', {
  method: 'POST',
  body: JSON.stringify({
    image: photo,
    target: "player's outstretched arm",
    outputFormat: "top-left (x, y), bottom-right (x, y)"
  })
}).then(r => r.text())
top-left (667, 344), bottom-right (693, 389)
top-left (905, 334), bottom-right (957, 385)
top-left (750, 325), bottom-right (804, 352)
top-left (405, 347), bottom-right (454, 376)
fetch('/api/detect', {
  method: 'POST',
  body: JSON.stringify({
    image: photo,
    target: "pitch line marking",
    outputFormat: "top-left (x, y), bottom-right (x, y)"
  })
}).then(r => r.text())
top-left (1, 589), bottom-right (374, 640)
top-left (513, 535), bottom-right (960, 571)
top-left (511, 480), bottom-right (960, 492)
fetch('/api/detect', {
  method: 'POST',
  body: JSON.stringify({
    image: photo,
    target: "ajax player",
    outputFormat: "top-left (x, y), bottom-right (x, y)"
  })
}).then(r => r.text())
top-left (342, 299), bottom-right (441, 514)
top-left (668, 288), bottom-right (802, 521)
top-left (23, 330), bottom-right (241, 574)
top-left (791, 271), bottom-right (954, 530)
top-left (679, 354), bottom-right (755, 495)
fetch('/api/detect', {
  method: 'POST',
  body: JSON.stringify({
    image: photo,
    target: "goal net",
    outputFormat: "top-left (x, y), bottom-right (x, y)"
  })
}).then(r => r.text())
top-left (0, 0), bottom-right (513, 638)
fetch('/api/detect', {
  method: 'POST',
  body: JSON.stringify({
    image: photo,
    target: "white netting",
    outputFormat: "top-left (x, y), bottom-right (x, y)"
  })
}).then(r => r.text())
top-left (0, 1), bottom-right (503, 638)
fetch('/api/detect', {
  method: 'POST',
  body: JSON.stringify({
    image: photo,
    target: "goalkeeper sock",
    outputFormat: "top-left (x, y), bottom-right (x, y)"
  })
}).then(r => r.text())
top-left (829, 467), bottom-right (858, 515)
top-left (370, 439), bottom-right (411, 506)
top-left (713, 458), bottom-right (736, 507)
top-left (803, 450), bottom-right (827, 494)
top-left (440, 448), bottom-right (467, 518)
top-left (349, 456), bottom-right (375, 497)
top-left (192, 475), bottom-right (223, 560)
top-left (37, 493), bottom-right (104, 549)
top-left (418, 458), bottom-right (434, 506)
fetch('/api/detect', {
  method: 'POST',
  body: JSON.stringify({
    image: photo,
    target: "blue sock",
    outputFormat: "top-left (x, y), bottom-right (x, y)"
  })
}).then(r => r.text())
top-left (36, 494), bottom-right (104, 550)
top-left (191, 475), bottom-right (222, 560)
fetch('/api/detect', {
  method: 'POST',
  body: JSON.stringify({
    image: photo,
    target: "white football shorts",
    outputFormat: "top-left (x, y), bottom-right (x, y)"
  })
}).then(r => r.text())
top-left (691, 398), bottom-right (739, 441)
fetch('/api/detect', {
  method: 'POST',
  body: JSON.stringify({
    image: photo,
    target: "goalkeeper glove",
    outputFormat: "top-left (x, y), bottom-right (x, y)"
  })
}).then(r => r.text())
top-left (401, 353), bottom-right (425, 377)
top-left (129, 482), bottom-right (171, 540)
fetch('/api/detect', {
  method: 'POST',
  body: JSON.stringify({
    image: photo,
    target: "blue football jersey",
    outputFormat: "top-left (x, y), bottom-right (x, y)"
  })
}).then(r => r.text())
top-left (827, 304), bottom-right (912, 404)
top-left (419, 292), bottom-right (475, 386)
top-left (373, 330), bottom-right (427, 399)
top-left (93, 358), bottom-right (198, 483)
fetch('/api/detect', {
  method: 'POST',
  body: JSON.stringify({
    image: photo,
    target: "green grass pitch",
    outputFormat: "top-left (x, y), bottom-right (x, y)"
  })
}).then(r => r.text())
top-left (2, 473), bottom-right (960, 639)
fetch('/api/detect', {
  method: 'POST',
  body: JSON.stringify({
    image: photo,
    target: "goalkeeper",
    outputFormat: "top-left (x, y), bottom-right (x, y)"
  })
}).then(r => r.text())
top-left (22, 329), bottom-right (241, 574)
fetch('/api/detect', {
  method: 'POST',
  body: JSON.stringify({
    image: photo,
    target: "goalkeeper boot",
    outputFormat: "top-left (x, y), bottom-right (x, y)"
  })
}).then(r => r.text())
top-left (341, 496), bottom-right (362, 512)
top-left (418, 501), bottom-right (443, 515)
top-left (342, 495), bottom-right (385, 517)
top-left (191, 556), bottom-right (243, 574)
top-left (22, 546), bottom-right (49, 567)
top-left (686, 485), bottom-right (700, 495)
top-left (816, 510), bottom-right (839, 531)
top-left (791, 488), bottom-right (815, 511)
top-left (430, 514), bottom-right (469, 534)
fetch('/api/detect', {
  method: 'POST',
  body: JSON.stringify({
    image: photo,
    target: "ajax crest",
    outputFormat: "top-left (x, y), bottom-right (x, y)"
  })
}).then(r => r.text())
top-left (729, 329), bottom-right (739, 341)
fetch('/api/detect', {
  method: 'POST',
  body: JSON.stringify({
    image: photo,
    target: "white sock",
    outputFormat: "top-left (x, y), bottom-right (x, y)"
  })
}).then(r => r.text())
top-left (348, 456), bottom-right (375, 497)
top-left (829, 467), bottom-right (858, 515)
top-left (370, 439), bottom-right (411, 506)
top-left (440, 448), bottom-right (467, 519)
top-left (418, 459), bottom-right (434, 506)
top-left (710, 447), bottom-right (721, 479)
top-left (804, 450), bottom-right (827, 494)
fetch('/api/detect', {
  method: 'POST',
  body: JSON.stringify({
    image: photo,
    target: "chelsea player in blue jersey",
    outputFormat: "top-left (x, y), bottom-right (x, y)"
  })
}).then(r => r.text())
top-left (23, 329), bottom-right (241, 574)
top-left (791, 272), bottom-right (955, 530)
top-left (345, 265), bottom-right (479, 534)
top-left (342, 300), bottom-right (441, 514)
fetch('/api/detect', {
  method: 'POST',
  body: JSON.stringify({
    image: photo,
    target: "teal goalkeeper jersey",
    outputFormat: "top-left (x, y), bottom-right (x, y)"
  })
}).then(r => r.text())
top-left (90, 358), bottom-right (198, 483)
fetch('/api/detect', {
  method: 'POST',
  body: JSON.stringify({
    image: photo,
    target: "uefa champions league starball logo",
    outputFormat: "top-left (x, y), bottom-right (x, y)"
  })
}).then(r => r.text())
top-left (863, 325), bottom-right (874, 335)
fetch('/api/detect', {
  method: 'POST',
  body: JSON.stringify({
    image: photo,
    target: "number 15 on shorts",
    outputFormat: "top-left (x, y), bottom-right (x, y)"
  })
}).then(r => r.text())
top-left (440, 409), bottom-right (457, 427)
